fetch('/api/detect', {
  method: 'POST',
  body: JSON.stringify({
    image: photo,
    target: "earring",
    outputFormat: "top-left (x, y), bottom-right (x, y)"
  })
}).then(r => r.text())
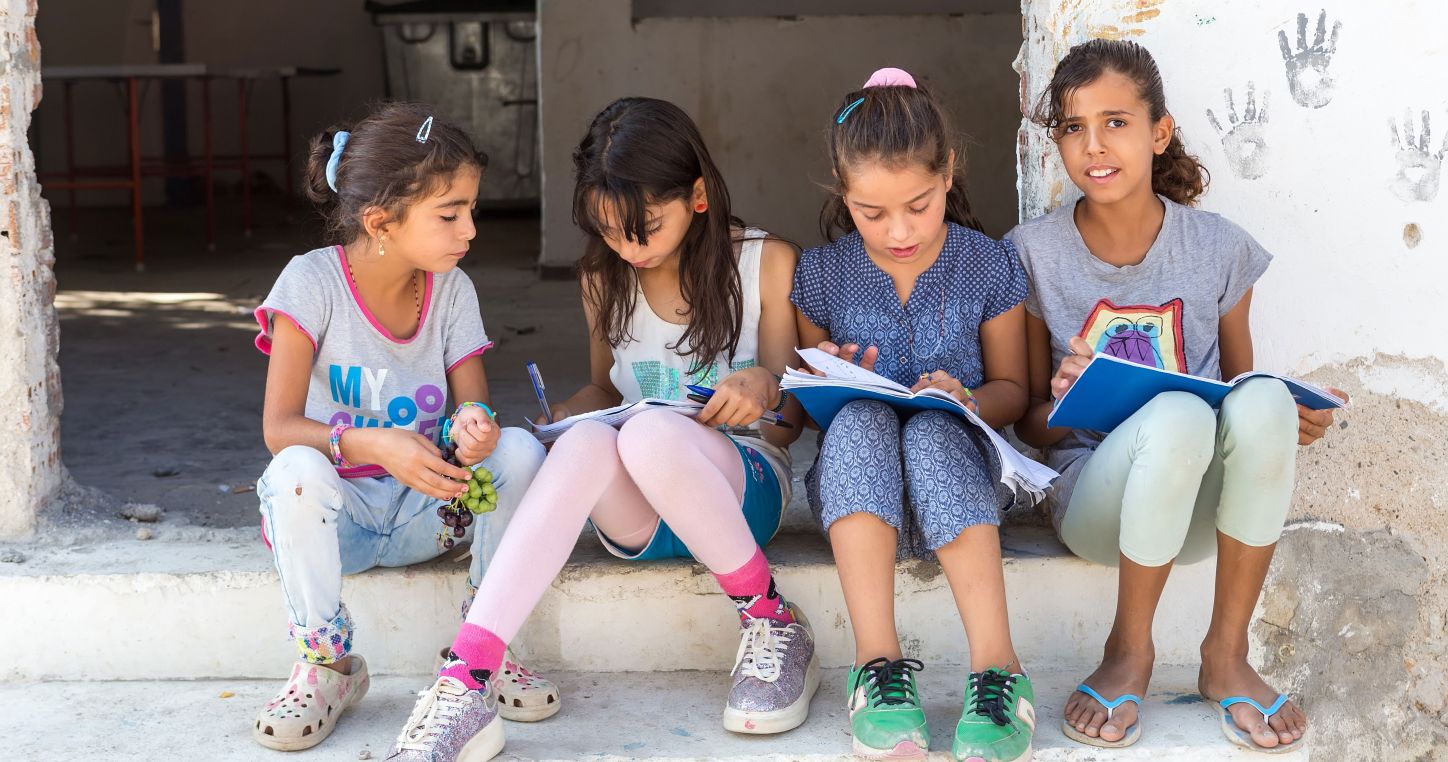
top-left (378, 238), bottom-right (386, 257)
top-left (694, 201), bottom-right (708, 213)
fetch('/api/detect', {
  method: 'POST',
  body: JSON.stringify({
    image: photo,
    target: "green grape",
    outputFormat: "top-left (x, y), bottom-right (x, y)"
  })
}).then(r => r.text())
top-left (468, 482), bottom-right (483, 499)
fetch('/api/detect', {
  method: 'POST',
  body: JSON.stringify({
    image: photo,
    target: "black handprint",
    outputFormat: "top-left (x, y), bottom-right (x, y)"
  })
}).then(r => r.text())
top-left (1279, 10), bottom-right (1341, 109)
top-left (1207, 84), bottom-right (1270, 180)
top-left (1389, 110), bottom-right (1444, 203)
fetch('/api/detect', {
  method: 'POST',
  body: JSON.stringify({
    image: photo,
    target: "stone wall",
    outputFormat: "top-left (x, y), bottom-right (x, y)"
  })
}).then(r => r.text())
top-left (0, 0), bottom-right (62, 539)
top-left (1018, 2), bottom-right (1448, 757)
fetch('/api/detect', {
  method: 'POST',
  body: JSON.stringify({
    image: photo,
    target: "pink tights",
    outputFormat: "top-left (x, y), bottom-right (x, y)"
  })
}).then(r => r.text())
top-left (441, 410), bottom-right (789, 689)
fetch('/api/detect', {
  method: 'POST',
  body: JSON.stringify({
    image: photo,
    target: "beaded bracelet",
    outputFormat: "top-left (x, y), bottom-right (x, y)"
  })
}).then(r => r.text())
top-left (328, 422), bottom-right (354, 468)
top-left (441, 401), bottom-right (497, 446)
top-left (772, 389), bottom-right (792, 414)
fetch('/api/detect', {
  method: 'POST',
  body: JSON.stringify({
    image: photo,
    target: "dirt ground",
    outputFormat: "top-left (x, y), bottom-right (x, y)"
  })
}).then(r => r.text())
top-left (49, 197), bottom-right (591, 532)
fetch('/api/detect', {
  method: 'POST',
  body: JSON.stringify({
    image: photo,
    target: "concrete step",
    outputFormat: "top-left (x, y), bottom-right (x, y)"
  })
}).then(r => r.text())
top-left (0, 667), bottom-right (1306, 761)
top-left (0, 525), bottom-right (1216, 681)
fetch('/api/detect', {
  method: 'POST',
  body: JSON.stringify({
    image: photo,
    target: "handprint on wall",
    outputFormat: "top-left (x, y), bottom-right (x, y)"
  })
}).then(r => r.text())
top-left (1207, 84), bottom-right (1270, 180)
top-left (1279, 10), bottom-right (1341, 109)
top-left (1389, 110), bottom-right (1444, 203)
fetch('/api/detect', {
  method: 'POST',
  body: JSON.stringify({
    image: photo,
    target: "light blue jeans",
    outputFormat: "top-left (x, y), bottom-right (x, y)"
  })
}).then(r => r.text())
top-left (1060, 378), bottom-right (1299, 567)
top-left (257, 427), bottom-right (545, 662)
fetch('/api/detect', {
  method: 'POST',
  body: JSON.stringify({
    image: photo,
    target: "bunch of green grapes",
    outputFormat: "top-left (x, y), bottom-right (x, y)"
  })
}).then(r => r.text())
top-left (436, 448), bottom-right (498, 548)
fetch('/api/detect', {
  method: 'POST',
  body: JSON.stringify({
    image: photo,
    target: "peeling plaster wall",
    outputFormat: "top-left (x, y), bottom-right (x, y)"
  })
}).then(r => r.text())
top-left (1018, 2), bottom-right (1448, 757)
top-left (0, 0), bottom-right (63, 539)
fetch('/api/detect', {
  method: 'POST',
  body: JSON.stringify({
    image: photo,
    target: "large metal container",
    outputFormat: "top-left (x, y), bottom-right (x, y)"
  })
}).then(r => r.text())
top-left (370, 1), bottom-right (539, 207)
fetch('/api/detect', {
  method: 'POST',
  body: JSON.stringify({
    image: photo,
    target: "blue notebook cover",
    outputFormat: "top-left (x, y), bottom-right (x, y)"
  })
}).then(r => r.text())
top-left (791, 385), bottom-right (969, 431)
top-left (1047, 354), bottom-right (1346, 433)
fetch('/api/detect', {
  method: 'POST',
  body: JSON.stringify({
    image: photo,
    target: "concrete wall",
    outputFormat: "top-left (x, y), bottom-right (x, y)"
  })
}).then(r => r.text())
top-left (0, 0), bottom-right (64, 539)
top-left (32, 0), bottom-right (386, 206)
top-left (1018, 2), bottom-right (1448, 758)
top-left (537, 0), bottom-right (1023, 266)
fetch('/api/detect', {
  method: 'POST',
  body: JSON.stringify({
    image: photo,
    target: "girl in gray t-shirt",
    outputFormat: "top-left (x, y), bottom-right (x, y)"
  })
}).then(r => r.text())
top-left (1009, 40), bottom-right (1343, 755)
top-left (250, 105), bottom-right (556, 752)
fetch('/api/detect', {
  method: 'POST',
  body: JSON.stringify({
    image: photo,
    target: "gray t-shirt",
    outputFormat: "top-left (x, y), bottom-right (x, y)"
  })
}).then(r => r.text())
top-left (253, 245), bottom-right (491, 478)
top-left (1005, 196), bottom-right (1271, 530)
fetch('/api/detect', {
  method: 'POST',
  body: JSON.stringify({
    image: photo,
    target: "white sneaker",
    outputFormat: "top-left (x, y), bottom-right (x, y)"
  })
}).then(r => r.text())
top-left (386, 676), bottom-right (505, 762)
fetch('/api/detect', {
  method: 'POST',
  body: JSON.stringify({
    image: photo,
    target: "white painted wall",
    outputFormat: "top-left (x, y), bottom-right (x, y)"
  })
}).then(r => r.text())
top-left (1017, 1), bottom-right (1448, 401)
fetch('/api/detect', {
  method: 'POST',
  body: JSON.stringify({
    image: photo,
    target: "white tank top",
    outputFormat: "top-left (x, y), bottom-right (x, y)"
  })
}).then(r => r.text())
top-left (607, 228), bottom-right (792, 484)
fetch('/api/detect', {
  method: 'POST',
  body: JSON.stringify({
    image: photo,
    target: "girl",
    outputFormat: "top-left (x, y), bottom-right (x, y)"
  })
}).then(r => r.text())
top-left (1009, 40), bottom-right (1343, 754)
top-left (250, 103), bottom-right (557, 752)
top-left (384, 97), bottom-right (813, 762)
top-left (794, 68), bottom-right (1036, 762)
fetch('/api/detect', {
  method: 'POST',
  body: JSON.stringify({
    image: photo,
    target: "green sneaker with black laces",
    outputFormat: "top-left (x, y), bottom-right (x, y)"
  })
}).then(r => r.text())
top-left (952, 668), bottom-right (1036, 762)
top-left (846, 657), bottom-right (929, 759)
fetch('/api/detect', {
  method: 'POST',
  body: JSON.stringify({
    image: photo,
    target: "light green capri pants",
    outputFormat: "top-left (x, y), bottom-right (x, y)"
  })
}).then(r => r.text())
top-left (1060, 378), bottom-right (1299, 567)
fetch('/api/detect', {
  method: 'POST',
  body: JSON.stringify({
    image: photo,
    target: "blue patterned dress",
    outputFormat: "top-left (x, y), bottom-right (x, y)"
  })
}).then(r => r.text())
top-left (790, 223), bottom-right (1028, 557)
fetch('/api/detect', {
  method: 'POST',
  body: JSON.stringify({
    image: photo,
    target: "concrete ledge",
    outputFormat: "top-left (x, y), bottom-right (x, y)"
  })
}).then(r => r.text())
top-left (0, 527), bottom-right (1216, 680)
top-left (0, 666), bottom-right (1305, 760)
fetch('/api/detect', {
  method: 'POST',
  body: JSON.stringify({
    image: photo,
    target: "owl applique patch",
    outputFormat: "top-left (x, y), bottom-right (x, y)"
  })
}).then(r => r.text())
top-left (1078, 298), bottom-right (1187, 373)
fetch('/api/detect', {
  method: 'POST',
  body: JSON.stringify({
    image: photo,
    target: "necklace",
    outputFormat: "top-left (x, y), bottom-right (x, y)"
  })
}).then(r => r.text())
top-left (346, 254), bottom-right (421, 322)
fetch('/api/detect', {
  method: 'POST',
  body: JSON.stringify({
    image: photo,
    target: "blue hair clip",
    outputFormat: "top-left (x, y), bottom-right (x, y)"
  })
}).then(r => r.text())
top-left (325, 131), bottom-right (350, 193)
top-left (416, 116), bottom-right (434, 143)
top-left (836, 97), bottom-right (866, 124)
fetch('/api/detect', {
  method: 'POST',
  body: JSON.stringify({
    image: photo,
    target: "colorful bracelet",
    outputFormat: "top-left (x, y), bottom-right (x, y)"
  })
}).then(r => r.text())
top-left (328, 422), bottom-right (354, 468)
top-left (442, 401), bottom-right (496, 446)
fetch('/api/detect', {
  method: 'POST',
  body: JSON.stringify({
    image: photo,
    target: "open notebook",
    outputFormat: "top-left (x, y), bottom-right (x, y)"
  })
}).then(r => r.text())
top-left (1048, 353), bottom-right (1349, 433)
top-left (528, 398), bottom-right (704, 444)
top-left (785, 348), bottom-right (1058, 502)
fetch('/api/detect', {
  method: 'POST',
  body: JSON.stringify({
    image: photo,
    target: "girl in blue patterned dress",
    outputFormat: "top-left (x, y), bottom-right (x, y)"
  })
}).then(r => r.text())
top-left (791, 68), bottom-right (1035, 762)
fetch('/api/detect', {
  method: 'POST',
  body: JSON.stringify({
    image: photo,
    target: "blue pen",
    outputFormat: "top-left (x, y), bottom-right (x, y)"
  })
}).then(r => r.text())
top-left (526, 362), bottom-right (553, 424)
top-left (685, 384), bottom-right (794, 429)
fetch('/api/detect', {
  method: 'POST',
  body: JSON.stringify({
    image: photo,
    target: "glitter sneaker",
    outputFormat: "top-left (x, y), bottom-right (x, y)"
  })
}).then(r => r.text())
top-left (386, 675), bottom-right (505, 762)
top-left (722, 607), bottom-right (821, 734)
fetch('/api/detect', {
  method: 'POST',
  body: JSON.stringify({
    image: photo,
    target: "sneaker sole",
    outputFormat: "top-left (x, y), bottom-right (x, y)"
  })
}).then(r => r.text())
top-left (251, 667), bottom-right (371, 752)
top-left (722, 654), bottom-right (821, 735)
top-left (954, 746), bottom-right (1032, 762)
top-left (851, 739), bottom-right (929, 760)
top-left (457, 713), bottom-right (507, 762)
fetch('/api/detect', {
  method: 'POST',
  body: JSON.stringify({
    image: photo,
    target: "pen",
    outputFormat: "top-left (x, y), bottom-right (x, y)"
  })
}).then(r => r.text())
top-left (685, 384), bottom-right (794, 429)
top-left (526, 361), bottom-right (553, 424)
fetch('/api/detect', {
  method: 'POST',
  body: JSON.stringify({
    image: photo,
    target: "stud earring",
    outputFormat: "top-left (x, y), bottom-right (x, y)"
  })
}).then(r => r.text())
top-left (694, 201), bottom-right (708, 213)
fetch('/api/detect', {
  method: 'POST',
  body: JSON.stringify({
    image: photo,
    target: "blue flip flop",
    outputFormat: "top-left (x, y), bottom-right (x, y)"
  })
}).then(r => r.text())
top-left (1061, 683), bottom-right (1142, 748)
top-left (1218, 694), bottom-right (1306, 754)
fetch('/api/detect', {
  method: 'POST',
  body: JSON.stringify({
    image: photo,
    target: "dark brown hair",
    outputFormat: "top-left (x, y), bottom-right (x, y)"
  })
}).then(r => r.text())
top-left (304, 102), bottom-right (487, 243)
top-left (1033, 39), bottom-right (1208, 206)
top-left (572, 97), bottom-right (743, 373)
top-left (821, 75), bottom-right (984, 241)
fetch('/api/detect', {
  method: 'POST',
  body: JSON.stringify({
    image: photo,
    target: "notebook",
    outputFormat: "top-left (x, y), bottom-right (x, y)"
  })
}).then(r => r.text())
top-left (785, 348), bottom-right (1058, 501)
top-left (528, 398), bottom-right (704, 444)
top-left (1047, 352), bottom-right (1348, 433)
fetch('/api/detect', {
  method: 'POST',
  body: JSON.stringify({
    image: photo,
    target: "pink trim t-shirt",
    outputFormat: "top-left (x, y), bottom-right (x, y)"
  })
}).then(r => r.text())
top-left (254, 246), bottom-right (492, 478)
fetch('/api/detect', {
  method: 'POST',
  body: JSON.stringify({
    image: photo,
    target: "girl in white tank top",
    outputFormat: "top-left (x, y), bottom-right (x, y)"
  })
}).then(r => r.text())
top-left (418, 98), bottom-right (821, 760)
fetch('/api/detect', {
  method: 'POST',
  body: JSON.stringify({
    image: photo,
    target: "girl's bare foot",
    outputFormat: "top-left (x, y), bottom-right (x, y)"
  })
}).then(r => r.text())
top-left (1063, 642), bottom-right (1153, 743)
top-left (1198, 648), bottom-right (1306, 750)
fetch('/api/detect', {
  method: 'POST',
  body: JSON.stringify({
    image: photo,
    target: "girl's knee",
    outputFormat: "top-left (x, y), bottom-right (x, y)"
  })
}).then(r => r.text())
top-left (833, 399), bottom-right (897, 430)
top-left (550, 418), bottom-right (619, 456)
top-left (261, 446), bottom-right (338, 500)
top-left (1223, 378), bottom-right (1297, 435)
top-left (1137, 391), bottom-right (1217, 460)
top-left (616, 408), bottom-right (697, 465)
top-left (485, 427), bottom-right (546, 481)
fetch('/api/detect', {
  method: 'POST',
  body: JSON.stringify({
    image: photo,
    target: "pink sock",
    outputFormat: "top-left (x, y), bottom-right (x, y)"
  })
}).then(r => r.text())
top-left (440, 623), bottom-right (506, 691)
top-left (714, 546), bottom-right (794, 625)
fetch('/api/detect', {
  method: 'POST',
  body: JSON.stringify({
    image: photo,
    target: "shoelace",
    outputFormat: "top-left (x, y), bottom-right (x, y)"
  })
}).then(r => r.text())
top-left (395, 677), bottom-right (471, 751)
top-left (968, 668), bottom-right (1017, 726)
top-left (857, 657), bottom-right (925, 708)
top-left (731, 617), bottom-right (792, 682)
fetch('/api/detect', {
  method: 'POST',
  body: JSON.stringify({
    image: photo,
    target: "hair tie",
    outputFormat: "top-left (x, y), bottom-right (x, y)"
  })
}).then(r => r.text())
top-left (863, 67), bottom-right (918, 89)
top-left (416, 116), bottom-right (434, 143)
top-left (325, 131), bottom-right (350, 193)
top-left (836, 68), bottom-right (920, 124)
